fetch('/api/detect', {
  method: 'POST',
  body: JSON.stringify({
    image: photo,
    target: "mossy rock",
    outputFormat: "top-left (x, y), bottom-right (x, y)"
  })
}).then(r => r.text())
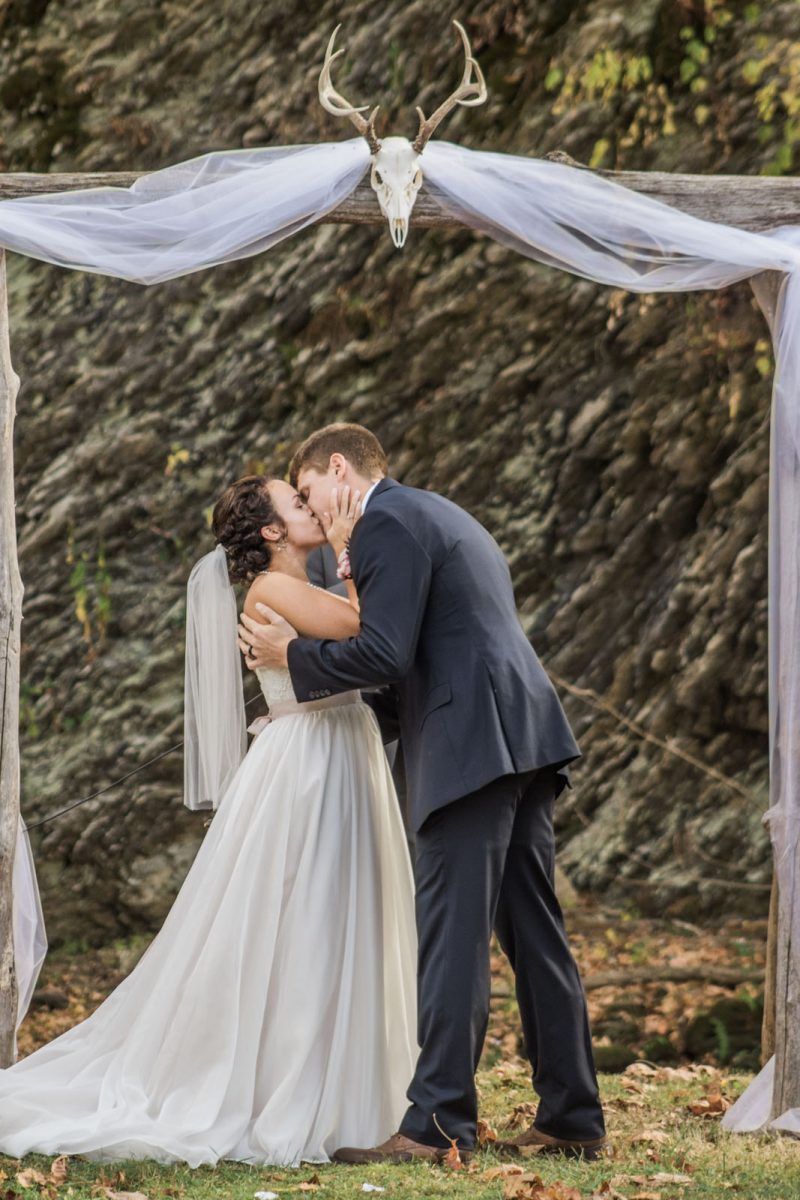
top-left (604, 1001), bottom-right (649, 1019)
top-left (642, 1035), bottom-right (680, 1064)
top-left (592, 1043), bottom-right (638, 1073)
top-left (684, 996), bottom-right (764, 1064)
top-left (593, 1016), bottom-right (643, 1045)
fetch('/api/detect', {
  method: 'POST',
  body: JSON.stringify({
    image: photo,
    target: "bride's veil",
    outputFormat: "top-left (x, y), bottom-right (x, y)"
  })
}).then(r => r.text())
top-left (183, 545), bottom-right (247, 811)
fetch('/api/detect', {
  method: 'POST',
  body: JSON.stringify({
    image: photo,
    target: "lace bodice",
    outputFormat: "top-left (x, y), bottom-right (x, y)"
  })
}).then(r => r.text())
top-left (256, 667), bottom-right (298, 709)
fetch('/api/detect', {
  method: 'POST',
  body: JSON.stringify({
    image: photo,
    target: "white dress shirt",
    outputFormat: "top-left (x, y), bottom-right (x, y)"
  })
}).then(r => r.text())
top-left (360, 479), bottom-right (381, 514)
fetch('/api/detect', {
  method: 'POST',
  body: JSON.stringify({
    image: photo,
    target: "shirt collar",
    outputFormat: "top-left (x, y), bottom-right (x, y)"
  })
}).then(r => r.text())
top-left (360, 479), bottom-right (381, 513)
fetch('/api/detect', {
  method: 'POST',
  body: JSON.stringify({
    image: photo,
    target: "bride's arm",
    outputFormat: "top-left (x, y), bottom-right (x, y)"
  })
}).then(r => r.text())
top-left (244, 573), bottom-right (360, 641)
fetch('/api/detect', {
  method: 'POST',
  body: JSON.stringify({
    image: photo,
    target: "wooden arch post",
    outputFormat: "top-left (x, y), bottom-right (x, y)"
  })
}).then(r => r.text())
top-left (0, 248), bottom-right (22, 1067)
top-left (749, 268), bottom-right (800, 1118)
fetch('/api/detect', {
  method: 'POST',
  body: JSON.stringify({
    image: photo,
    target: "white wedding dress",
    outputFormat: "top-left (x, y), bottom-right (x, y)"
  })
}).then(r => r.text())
top-left (0, 670), bottom-right (418, 1167)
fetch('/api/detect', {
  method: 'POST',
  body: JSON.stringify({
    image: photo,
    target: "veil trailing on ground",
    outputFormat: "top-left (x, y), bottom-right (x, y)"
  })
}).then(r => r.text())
top-left (183, 545), bottom-right (247, 812)
top-left (3, 137), bottom-right (800, 1122)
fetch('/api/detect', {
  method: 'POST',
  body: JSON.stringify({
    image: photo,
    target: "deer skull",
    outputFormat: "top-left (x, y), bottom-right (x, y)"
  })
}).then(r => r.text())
top-left (317, 20), bottom-right (486, 249)
top-left (371, 138), bottom-right (423, 248)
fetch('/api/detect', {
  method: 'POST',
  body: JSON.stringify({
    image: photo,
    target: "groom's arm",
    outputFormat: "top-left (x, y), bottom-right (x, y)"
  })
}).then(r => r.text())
top-left (362, 686), bottom-right (401, 744)
top-left (288, 509), bottom-right (432, 701)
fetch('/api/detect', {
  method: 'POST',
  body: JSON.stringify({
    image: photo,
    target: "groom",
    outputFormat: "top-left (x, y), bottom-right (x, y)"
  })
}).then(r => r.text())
top-left (238, 423), bottom-right (607, 1162)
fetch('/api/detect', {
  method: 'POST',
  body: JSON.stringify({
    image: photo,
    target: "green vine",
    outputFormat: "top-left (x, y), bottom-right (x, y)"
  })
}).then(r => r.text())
top-left (66, 527), bottom-right (113, 657)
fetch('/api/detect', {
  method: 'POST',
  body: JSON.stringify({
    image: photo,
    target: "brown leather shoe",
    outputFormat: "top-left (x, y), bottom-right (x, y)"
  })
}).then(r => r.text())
top-left (497, 1124), bottom-right (610, 1161)
top-left (332, 1132), bottom-right (448, 1164)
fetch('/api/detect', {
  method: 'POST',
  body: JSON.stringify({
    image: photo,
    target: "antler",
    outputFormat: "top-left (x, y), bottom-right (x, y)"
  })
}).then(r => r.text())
top-left (318, 26), bottom-right (381, 155)
top-left (412, 20), bottom-right (487, 154)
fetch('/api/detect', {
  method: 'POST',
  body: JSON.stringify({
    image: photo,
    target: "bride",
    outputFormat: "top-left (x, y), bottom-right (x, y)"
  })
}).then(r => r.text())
top-left (0, 474), bottom-right (417, 1167)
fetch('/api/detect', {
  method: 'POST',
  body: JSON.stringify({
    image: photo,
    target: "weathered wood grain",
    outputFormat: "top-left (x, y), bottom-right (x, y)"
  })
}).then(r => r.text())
top-left (0, 249), bottom-right (21, 1067)
top-left (1, 166), bottom-right (799, 231)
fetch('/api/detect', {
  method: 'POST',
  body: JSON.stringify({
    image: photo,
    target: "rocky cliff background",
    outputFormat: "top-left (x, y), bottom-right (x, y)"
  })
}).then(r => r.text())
top-left (2, 0), bottom-right (794, 942)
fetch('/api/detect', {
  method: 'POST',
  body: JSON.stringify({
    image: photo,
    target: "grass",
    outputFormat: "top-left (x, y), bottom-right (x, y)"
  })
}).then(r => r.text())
top-left (3, 1061), bottom-right (800, 1200)
top-left (4, 912), bottom-right (790, 1199)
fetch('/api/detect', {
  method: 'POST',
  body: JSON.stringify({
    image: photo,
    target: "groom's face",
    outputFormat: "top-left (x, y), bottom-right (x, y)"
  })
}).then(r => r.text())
top-left (295, 467), bottom-right (336, 522)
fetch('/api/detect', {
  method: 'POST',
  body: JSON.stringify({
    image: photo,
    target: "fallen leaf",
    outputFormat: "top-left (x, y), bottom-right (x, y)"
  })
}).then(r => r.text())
top-left (650, 1173), bottom-right (693, 1185)
top-left (592, 1185), bottom-right (627, 1200)
top-left (624, 1063), bottom-right (659, 1078)
top-left (297, 1177), bottom-right (322, 1193)
top-left (432, 1113), bottom-right (464, 1171)
top-left (49, 1158), bottom-right (69, 1186)
top-left (482, 1165), bottom-right (525, 1180)
top-left (504, 1177), bottom-right (582, 1200)
top-left (101, 1192), bottom-right (149, 1200)
top-left (504, 1176), bottom-right (544, 1200)
top-left (444, 1142), bottom-right (463, 1171)
top-left (477, 1118), bottom-right (498, 1146)
top-left (630, 1130), bottom-right (670, 1146)
top-left (506, 1101), bottom-right (538, 1129)
top-left (17, 1169), bottom-right (49, 1188)
top-left (629, 1193), bottom-right (662, 1200)
top-left (93, 1173), bottom-right (127, 1191)
top-left (688, 1089), bottom-right (731, 1117)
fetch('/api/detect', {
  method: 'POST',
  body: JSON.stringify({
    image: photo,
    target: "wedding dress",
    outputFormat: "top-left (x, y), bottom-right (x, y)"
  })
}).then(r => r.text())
top-left (0, 669), bottom-right (418, 1167)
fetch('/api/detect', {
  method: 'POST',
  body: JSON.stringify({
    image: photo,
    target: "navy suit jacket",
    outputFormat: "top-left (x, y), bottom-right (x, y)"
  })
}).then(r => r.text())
top-left (288, 479), bottom-right (580, 831)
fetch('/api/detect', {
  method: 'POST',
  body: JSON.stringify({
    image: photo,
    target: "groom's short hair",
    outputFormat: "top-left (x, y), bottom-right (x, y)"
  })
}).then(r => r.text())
top-left (289, 423), bottom-right (388, 485)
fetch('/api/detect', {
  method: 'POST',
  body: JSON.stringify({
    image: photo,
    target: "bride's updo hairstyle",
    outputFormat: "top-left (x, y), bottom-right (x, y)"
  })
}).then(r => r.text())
top-left (212, 475), bottom-right (285, 584)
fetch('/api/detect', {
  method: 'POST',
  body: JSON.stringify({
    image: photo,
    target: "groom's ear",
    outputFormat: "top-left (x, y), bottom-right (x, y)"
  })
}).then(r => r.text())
top-left (329, 452), bottom-right (347, 480)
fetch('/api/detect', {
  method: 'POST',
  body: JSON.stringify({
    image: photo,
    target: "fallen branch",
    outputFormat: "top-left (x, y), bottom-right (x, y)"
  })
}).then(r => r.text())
top-left (490, 963), bottom-right (763, 1000)
top-left (582, 965), bottom-right (764, 990)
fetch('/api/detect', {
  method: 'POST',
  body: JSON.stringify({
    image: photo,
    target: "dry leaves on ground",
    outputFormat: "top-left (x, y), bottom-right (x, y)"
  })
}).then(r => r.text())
top-left (477, 1118), bottom-right (498, 1146)
top-left (687, 1085), bottom-right (732, 1118)
top-left (506, 1102), bottom-right (539, 1129)
top-left (502, 1174), bottom-right (583, 1200)
top-left (15, 1157), bottom-right (70, 1198)
top-left (629, 1129), bottom-right (671, 1147)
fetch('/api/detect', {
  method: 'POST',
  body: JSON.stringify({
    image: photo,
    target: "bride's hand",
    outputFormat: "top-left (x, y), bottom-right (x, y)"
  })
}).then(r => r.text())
top-left (322, 485), bottom-right (362, 555)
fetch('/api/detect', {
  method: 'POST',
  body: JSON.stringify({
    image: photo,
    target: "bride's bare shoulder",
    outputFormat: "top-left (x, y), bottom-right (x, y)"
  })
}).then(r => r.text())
top-left (244, 571), bottom-right (358, 639)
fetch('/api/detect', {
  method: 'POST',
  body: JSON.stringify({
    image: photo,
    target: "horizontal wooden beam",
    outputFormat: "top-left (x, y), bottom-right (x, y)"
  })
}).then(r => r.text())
top-left (0, 160), bottom-right (798, 232)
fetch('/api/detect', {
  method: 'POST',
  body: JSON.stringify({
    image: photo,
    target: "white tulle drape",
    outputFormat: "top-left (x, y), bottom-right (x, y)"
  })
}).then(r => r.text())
top-left (0, 141), bottom-right (370, 284)
top-left (183, 546), bottom-right (247, 811)
top-left (2, 135), bottom-right (800, 1123)
top-left (12, 817), bottom-right (47, 1049)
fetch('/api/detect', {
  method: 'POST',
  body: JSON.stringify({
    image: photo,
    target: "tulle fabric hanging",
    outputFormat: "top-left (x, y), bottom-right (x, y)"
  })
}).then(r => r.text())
top-left (183, 546), bottom-right (247, 811)
top-left (0, 141), bottom-right (370, 284)
top-left (13, 815), bottom-right (47, 1052)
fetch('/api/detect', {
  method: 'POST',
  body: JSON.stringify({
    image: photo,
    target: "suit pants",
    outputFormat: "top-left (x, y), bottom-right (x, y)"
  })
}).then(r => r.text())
top-left (398, 766), bottom-right (605, 1150)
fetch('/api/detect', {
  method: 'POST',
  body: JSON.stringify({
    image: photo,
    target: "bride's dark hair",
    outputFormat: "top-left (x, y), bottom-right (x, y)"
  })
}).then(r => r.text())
top-left (212, 475), bottom-right (285, 584)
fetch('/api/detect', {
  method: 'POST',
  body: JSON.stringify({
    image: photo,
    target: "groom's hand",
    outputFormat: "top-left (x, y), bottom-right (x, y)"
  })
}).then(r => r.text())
top-left (238, 605), bottom-right (298, 670)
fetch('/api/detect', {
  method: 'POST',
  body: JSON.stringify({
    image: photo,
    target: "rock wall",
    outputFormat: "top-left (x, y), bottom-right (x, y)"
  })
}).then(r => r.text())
top-left (2, 0), bottom-right (794, 940)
